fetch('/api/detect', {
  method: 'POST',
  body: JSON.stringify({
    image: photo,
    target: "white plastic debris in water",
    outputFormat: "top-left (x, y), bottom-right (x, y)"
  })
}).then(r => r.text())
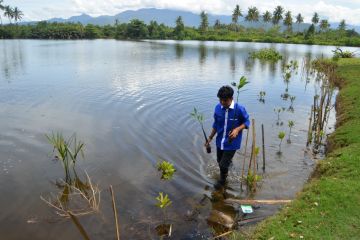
top-left (241, 205), bottom-right (253, 214)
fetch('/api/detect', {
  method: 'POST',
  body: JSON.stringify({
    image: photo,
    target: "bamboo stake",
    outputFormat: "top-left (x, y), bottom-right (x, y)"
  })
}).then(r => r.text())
top-left (307, 106), bottom-right (313, 146)
top-left (109, 185), bottom-right (120, 240)
top-left (261, 124), bottom-right (265, 172)
top-left (241, 129), bottom-right (249, 183)
top-left (225, 199), bottom-right (292, 205)
top-left (68, 211), bottom-right (91, 240)
top-left (251, 119), bottom-right (256, 191)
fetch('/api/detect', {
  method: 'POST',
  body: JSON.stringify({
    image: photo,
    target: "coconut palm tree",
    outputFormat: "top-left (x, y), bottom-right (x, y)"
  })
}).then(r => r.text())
top-left (0, 0), bottom-right (5, 25)
top-left (319, 19), bottom-right (330, 32)
top-left (245, 7), bottom-right (259, 22)
top-left (199, 11), bottom-right (208, 32)
top-left (4, 5), bottom-right (13, 24)
top-left (262, 11), bottom-right (272, 24)
top-left (272, 5), bottom-right (284, 25)
top-left (311, 12), bottom-right (319, 26)
top-left (232, 4), bottom-right (242, 25)
top-left (338, 19), bottom-right (346, 31)
top-left (214, 19), bottom-right (221, 29)
top-left (283, 11), bottom-right (293, 32)
top-left (12, 7), bottom-right (23, 24)
top-left (295, 13), bottom-right (304, 32)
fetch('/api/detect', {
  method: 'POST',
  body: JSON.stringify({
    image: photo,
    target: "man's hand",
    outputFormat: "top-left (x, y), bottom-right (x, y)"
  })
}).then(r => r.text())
top-left (229, 128), bottom-right (240, 139)
top-left (204, 137), bottom-right (212, 148)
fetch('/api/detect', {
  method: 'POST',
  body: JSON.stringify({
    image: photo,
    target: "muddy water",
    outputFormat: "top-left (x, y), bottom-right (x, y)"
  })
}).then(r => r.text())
top-left (0, 40), bottom-right (356, 239)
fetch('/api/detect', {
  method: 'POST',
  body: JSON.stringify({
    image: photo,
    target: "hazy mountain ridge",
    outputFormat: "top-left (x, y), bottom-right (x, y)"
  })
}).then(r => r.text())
top-left (37, 8), bottom-right (359, 32)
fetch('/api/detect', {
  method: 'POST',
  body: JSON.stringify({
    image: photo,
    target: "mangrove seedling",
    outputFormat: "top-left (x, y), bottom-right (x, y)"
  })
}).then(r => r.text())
top-left (157, 160), bottom-right (176, 180)
top-left (229, 76), bottom-right (249, 143)
top-left (191, 107), bottom-right (211, 153)
top-left (246, 170), bottom-right (262, 192)
top-left (274, 107), bottom-right (285, 125)
top-left (258, 91), bottom-right (266, 103)
top-left (288, 95), bottom-right (296, 112)
top-left (287, 120), bottom-right (295, 143)
top-left (156, 192), bottom-right (172, 226)
top-left (278, 131), bottom-right (286, 154)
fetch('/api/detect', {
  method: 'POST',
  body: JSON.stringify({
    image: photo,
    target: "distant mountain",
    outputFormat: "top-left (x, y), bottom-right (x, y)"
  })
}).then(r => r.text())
top-left (39, 8), bottom-right (359, 33)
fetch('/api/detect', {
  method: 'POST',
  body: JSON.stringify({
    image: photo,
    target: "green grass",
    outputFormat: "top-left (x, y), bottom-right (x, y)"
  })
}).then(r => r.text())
top-left (234, 58), bottom-right (360, 239)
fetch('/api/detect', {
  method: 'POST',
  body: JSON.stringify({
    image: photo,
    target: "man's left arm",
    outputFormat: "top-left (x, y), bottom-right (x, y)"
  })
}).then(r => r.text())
top-left (229, 106), bottom-right (250, 139)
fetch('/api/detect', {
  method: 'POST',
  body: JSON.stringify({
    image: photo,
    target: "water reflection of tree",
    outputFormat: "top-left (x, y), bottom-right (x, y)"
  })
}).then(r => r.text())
top-left (0, 40), bottom-right (25, 81)
top-left (229, 44), bottom-right (236, 74)
top-left (244, 57), bottom-right (255, 72)
top-left (199, 43), bottom-right (207, 65)
top-left (175, 43), bottom-right (184, 59)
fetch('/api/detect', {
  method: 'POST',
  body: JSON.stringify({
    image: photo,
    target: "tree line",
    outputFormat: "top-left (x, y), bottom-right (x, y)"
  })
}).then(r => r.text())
top-left (0, 3), bottom-right (359, 47)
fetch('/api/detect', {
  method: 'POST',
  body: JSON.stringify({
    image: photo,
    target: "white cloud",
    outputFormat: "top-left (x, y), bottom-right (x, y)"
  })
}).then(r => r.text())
top-left (6, 0), bottom-right (360, 25)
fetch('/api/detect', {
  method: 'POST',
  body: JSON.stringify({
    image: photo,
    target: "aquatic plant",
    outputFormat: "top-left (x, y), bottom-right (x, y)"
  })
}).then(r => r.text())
top-left (46, 132), bottom-right (85, 182)
top-left (274, 107), bottom-right (285, 125)
top-left (190, 107), bottom-right (211, 153)
top-left (332, 47), bottom-right (355, 60)
top-left (258, 91), bottom-right (266, 103)
top-left (156, 192), bottom-right (172, 228)
top-left (288, 95), bottom-right (296, 111)
top-left (246, 170), bottom-right (262, 192)
top-left (229, 76), bottom-right (249, 142)
top-left (287, 120), bottom-right (295, 143)
top-left (283, 60), bottom-right (299, 92)
top-left (157, 160), bottom-right (176, 180)
top-left (278, 131), bottom-right (285, 153)
top-left (156, 192), bottom-right (172, 209)
top-left (249, 48), bottom-right (282, 61)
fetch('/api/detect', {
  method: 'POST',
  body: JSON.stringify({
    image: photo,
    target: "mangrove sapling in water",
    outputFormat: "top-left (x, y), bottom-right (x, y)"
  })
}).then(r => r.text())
top-left (229, 76), bottom-right (249, 143)
top-left (288, 95), bottom-right (296, 112)
top-left (258, 91), bottom-right (266, 103)
top-left (190, 107), bottom-right (211, 153)
top-left (157, 160), bottom-right (176, 180)
top-left (274, 107), bottom-right (285, 125)
top-left (287, 120), bottom-right (295, 144)
top-left (277, 131), bottom-right (285, 154)
top-left (155, 192), bottom-right (172, 236)
top-left (246, 170), bottom-right (262, 193)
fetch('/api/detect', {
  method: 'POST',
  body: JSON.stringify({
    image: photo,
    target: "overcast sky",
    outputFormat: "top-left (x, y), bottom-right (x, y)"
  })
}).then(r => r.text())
top-left (4, 0), bottom-right (360, 25)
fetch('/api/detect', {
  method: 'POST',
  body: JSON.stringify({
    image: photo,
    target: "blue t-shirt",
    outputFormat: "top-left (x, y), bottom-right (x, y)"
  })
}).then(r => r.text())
top-left (212, 101), bottom-right (250, 150)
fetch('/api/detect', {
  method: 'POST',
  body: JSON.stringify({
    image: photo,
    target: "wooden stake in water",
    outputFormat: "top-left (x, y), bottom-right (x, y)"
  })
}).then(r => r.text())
top-left (110, 185), bottom-right (120, 240)
top-left (68, 211), bottom-right (91, 240)
top-left (251, 119), bottom-right (257, 191)
top-left (261, 124), bottom-right (265, 172)
top-left (307, 106), bottom-right (313, 147)
top-left (241, 129), bottom-right (249, 191)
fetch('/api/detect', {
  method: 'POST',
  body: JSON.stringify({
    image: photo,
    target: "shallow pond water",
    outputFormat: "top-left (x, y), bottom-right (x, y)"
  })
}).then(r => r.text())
top-left (0, 40), bottom-right (356, 239)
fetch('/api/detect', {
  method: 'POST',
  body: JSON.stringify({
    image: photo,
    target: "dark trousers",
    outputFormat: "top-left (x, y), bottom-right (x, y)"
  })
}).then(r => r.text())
top-left (216, 148), bottom-right (236, 179)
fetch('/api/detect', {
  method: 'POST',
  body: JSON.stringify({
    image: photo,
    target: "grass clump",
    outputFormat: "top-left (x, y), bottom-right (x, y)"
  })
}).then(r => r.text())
top-left (249, 48), bottom-right (282, 61)
top-left (332, 47), bottom-right (356, 60)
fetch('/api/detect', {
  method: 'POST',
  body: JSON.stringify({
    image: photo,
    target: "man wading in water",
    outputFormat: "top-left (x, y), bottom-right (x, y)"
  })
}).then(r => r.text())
top-left (205, 86), bottom-right (250, 189)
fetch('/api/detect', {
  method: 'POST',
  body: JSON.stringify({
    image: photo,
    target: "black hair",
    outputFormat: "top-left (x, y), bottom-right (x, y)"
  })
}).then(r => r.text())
top-left (217, 85), bottom-right (234, 99)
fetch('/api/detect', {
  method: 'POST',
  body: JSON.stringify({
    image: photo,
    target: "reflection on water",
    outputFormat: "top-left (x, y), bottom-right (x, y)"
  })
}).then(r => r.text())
top-left (0, 39), bottom-right (357, 239)
top-left (175, 43), bottom-right (184, 59)
top-left (0, 40), bottom-right (25, 81)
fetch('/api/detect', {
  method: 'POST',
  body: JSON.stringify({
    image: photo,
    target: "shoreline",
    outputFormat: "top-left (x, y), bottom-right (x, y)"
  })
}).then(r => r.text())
top-left (231, 58), bottom-right (360, 239)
